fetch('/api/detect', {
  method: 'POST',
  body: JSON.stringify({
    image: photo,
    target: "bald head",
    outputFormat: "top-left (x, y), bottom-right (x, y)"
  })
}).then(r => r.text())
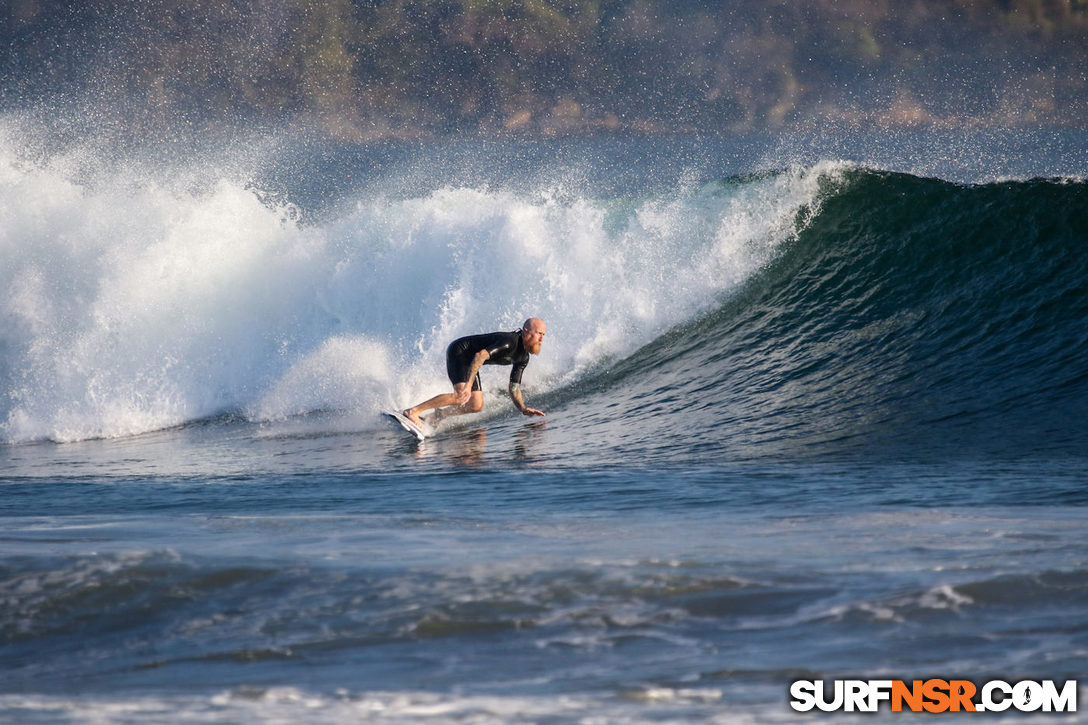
top-left (521, 317), bottom-right (546, 354)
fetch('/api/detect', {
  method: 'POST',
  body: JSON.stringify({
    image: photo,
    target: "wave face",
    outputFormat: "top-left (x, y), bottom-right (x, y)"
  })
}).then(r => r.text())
top-left (2, 130), bottom-right (1086, 462)
top-left (572, 169), bottom-right (1088, 462)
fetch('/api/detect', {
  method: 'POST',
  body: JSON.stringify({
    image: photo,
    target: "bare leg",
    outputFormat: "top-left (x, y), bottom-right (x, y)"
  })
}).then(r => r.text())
top-left (404, 385), bottom-right (484, 427)
top-left (430, 391), bottom-right (485, 426)
top-left (403, 392), bottom-right (459, 426)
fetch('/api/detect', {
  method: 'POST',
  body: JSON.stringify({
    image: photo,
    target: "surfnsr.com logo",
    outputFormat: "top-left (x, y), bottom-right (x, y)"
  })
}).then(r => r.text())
top-left (790, 679), bottom-right (1078, 713)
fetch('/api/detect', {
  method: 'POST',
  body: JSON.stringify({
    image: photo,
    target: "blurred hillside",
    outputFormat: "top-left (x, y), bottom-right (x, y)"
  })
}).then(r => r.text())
top-left (3, 0), bottom-right (1088, 141)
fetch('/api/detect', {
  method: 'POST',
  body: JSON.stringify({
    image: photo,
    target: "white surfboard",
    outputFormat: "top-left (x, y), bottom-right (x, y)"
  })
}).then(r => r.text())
top-left (383, 410), bottom-right (427, 441)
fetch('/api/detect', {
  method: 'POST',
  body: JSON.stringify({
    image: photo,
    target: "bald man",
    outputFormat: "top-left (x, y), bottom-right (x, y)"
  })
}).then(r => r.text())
top-left (403, 318), bottom-right (547, 429)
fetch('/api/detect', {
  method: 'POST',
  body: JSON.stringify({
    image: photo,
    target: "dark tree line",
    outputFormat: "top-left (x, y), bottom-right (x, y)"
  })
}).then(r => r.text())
top-left (4, 0), bottom-right (1087, 140)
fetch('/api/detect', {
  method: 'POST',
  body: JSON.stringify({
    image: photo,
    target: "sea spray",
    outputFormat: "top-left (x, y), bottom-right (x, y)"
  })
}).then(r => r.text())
top-left (1, 129), bottom-right (832, 442)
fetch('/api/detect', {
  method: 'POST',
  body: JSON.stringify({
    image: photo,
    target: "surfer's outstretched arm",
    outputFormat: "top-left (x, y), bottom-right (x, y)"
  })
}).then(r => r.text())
top-left (509, 382), bottom-right (545, 417)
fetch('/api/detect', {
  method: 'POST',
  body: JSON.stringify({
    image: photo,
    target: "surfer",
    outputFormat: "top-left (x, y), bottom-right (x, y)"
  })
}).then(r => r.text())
top-left (403, 318), bottom-right (547, 429)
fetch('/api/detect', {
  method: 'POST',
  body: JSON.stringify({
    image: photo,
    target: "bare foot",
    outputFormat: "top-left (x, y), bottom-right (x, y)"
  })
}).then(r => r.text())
top-left (403, 409), bottom-right (424, 427)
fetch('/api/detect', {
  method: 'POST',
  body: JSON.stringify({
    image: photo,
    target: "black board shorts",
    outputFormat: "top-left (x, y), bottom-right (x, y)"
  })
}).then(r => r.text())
top-left (446, 341), bottom-right (484, 391)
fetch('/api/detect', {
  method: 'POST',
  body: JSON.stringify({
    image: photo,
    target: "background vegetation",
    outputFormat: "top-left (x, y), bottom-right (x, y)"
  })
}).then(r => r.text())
top-left (4, 0), bottom-right (1088, 140)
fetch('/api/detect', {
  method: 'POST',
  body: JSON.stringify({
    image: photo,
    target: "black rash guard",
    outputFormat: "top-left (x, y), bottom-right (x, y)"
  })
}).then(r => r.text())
top-left (446, 331), bottom-right (529, 391)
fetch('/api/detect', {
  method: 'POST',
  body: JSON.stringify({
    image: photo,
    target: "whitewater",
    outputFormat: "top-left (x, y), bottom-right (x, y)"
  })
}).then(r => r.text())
top-left (0, 126), bottom-right (826, 444)
top-left (2, 120), bottom-right (1087, 723)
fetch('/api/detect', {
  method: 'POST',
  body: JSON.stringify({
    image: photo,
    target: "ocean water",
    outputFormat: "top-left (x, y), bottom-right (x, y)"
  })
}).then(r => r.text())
top-left (1, 124), bottom-right (1087, 723)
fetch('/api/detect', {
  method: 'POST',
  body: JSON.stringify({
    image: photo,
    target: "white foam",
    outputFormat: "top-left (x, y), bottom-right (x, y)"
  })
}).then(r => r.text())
top-left (249, 336), bottom-right (392, 421)
top-left (0, 688), bottom-right (783, 724)
top-left (1, 125), bottom-right (835, 442)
